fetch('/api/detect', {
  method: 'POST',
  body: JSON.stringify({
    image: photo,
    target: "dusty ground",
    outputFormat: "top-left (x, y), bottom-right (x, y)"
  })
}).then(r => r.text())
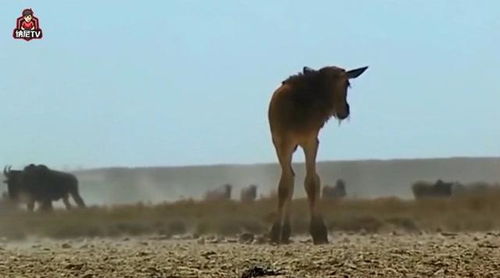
top-left (1, 233), bottom-right (500, 278)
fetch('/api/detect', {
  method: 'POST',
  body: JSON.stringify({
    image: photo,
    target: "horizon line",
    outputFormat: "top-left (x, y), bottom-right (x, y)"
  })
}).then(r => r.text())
top-left (73, 155), bottom-right (500, 172)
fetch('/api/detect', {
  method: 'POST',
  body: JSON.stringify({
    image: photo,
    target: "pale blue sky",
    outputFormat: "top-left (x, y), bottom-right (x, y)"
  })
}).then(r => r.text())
top-left (0, 1), bottom-right (499, 169)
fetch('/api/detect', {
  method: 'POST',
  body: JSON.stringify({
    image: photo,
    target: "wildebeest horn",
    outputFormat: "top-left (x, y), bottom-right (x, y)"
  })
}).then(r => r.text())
top-left (3, 165), bottom-right (11, 176)
top-left (346, 66), bottom-right (368, 79)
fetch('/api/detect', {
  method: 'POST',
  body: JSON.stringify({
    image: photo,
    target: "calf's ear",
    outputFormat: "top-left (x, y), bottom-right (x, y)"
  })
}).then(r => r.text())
top-left (346, 66), bottom-right (368, 79)
top-left (303, 66), bottom-right (315, 74)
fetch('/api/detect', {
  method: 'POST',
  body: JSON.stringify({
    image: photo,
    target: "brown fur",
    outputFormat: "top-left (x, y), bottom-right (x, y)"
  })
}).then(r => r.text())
top-left (268, 65), bottom-right (367, 244)
top-left (270, 66), bottom-right (350, 136)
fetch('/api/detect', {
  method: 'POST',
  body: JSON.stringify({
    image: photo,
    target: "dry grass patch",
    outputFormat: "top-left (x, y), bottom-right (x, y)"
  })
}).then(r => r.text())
top-left (1, 189), bottom-right (500, 239)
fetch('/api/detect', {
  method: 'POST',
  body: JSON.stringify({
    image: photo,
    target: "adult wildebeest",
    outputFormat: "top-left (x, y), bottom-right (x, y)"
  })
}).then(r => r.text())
top-left (204, 184), bottom-right (232, 201)
top-left (240, 184), bottom-right (258, 202)
top-left (322, 179), bottom-right (347, 200)
top-left (3, 164), bottom-right (85, 211)
top-left (268, 65), bottom-right (368, 244)
top-left (411, 179), bottom-right (455, 200)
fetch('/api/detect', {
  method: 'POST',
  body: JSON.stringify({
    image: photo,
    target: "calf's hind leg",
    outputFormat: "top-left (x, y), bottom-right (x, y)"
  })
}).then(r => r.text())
top-left (302, 138), bottom-right (328, 244)
top-left (270, 139), bottom-right (296, 244)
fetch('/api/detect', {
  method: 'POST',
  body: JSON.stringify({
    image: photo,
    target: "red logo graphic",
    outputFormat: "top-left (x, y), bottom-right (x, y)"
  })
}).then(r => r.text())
top-left (13, 8), bottom-right (43, 41)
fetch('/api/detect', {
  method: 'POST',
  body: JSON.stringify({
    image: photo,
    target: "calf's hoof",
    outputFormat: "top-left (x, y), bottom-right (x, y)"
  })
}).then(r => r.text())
top-left (310, 216), bottom-right (329, 245)
top-left (269, 221), bottom-right (291, 244)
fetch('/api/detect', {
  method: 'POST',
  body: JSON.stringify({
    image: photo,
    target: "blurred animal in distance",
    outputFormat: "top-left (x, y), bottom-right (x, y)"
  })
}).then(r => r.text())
top-left (204, 184), bottom-right (232, 201)
top-left (3, 164), bottom-right (86, 211)
top-left (322, 179), bottom-right (347, 200)
top-left (411, 179), bottom-right (456, 200)
top-left (268, 64), bottom-right (368, 244)
top-left (240, 184), bottom-right (258, 202)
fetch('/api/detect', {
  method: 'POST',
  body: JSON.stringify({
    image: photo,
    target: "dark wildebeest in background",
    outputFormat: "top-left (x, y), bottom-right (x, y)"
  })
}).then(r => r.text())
top-left (268, 65), bottom-right (368, 244)
top-left (204, 184), bottom-right (232, 201)
top-left (2, 167), bottom-right (36, 210)
top-left (322, 179), bottom-right (347, 200)
top-left (240, 184), bottom-right (258, 202)
top-left (411, 179), bottom-right (456, 200)
top-left (3, 164), bottom-right (86, 211)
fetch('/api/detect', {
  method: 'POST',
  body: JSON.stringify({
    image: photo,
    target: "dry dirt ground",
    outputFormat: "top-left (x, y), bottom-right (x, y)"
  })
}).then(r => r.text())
top-left (1, 233), bottom-right (500, 278)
